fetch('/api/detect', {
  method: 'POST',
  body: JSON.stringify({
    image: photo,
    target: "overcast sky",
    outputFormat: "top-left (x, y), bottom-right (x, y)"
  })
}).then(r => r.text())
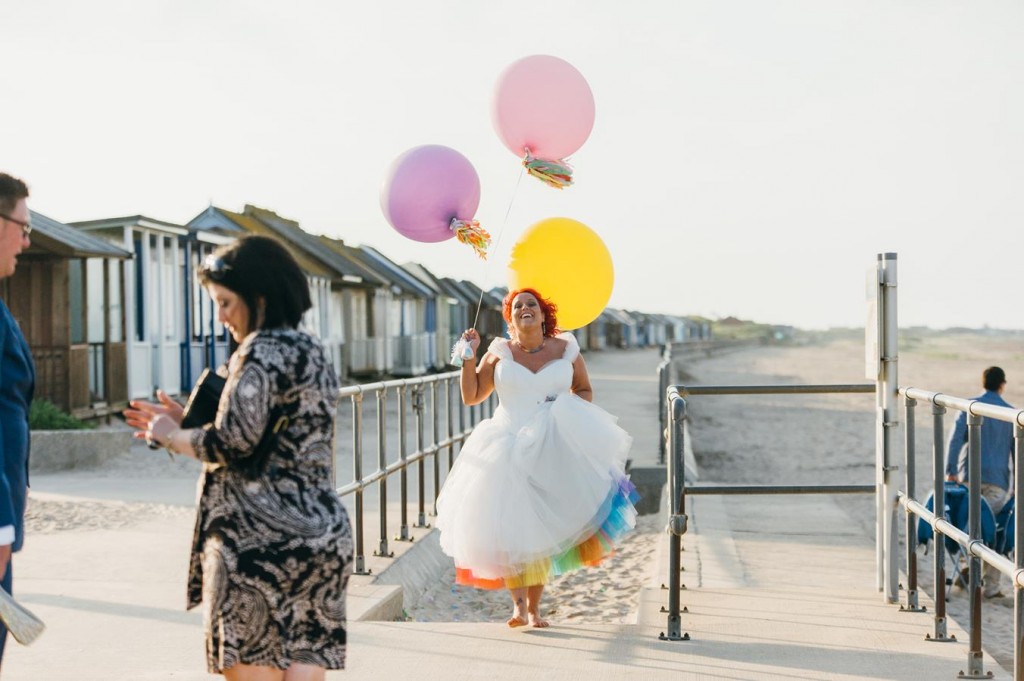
top-left (3, 0), bottom-right (1021, 329)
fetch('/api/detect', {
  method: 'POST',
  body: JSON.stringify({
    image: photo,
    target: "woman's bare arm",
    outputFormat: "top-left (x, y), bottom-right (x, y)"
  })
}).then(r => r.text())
top-left (461, 352), bottom-right (498, 405)
top-left (571, 354), bottom-right (593, 402)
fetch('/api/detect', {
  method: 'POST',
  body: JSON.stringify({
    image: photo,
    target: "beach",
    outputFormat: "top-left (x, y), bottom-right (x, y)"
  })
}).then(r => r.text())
top-left (19, 330), bottom-right (1024, 669)
top-left (677, 330), bottom-right (1023, 669)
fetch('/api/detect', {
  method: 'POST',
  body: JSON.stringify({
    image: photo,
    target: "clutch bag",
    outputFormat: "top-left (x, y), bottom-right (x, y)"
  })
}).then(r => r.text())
top-left (0, 586), bottom-right (45, 645)
top-left (181, 368), bottom-right (227, 429)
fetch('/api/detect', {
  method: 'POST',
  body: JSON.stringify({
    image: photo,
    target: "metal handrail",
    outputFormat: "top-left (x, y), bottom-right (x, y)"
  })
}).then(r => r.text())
top-left (661, 380), bottom-right (877, 642)
top-left (334, 369), bottom-right (497, 575)
top-left (898, 385), bottom-right (1024, 679)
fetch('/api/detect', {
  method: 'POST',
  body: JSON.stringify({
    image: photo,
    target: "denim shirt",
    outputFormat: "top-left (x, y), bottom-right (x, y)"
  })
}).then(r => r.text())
top-left (946, 390), bottom-right (1015, 490)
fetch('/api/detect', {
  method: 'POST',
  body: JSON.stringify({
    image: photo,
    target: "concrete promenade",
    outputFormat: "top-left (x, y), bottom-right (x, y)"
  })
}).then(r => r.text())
top-left (4, 345), bottom-right (1011, 679)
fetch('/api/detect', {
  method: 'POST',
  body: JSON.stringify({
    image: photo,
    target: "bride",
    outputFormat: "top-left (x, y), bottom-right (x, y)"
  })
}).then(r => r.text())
top-left (435, 288), bottom-right (638, 628)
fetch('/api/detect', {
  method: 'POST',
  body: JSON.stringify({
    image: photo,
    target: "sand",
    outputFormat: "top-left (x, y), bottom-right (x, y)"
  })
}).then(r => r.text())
top-left (405, 513), bottom-right (663, 624)
top-left (676, 330), bottom-right (1024, 669)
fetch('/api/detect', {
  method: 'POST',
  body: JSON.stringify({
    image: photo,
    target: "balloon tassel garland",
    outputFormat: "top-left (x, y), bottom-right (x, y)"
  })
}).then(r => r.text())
top-left (450, 218), bottom-right (491, 259)
top-left (523, 151), bottom-right (574, 189)
top-left (449, 336), bottom-right (476, 367)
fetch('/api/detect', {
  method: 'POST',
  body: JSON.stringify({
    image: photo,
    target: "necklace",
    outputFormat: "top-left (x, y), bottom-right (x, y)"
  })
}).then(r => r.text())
top-left (517, 339), bottom-right (546, 354)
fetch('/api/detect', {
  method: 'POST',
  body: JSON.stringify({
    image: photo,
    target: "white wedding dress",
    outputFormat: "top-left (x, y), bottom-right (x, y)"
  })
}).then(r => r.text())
top-left (436, 332), bottom-right (637, 589)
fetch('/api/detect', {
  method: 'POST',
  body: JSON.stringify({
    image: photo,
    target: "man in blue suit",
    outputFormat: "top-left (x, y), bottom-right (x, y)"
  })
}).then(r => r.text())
top-left (0, 173), bottom-right (34, 664)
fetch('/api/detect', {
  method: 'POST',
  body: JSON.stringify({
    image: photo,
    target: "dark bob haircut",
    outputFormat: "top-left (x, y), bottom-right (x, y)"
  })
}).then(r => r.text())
top-left (198, 235), bottom-right (311, 330)
top-left (502, 287), bottom-right (559, 338)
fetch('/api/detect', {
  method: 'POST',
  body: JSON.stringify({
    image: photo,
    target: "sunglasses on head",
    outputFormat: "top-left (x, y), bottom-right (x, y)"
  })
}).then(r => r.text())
top-left (201, 255), bottom-right (232, 280)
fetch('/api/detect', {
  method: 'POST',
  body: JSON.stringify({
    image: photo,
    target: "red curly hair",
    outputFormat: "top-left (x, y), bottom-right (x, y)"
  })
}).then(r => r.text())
top-left (502, 288), bottom-right (559, 338)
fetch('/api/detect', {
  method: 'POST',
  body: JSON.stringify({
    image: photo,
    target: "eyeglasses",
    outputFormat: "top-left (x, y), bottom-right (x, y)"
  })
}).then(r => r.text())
top-left (0, 213), bottom-right (32, 237)
top-left (201, 255), bottom-right (231, 279)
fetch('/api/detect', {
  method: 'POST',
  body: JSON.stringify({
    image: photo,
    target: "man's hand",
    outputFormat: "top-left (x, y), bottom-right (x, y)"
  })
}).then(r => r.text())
top-left (0, 544), bottom-right (11, 581)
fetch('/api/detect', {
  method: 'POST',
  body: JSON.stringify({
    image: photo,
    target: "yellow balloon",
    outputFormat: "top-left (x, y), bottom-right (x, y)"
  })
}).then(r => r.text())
top-left (507, 217), bottom-right (613, 331)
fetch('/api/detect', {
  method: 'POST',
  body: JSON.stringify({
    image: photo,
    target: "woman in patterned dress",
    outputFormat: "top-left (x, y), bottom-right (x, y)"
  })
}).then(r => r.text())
top-left (125, 235), bottom-right (353, 680)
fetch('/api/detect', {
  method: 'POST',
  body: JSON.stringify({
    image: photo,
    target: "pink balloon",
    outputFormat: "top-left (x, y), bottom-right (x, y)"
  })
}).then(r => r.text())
top-left (380, 145), bottom-right (481, 243)
top-left (492, 55), bottom-right (595, 161)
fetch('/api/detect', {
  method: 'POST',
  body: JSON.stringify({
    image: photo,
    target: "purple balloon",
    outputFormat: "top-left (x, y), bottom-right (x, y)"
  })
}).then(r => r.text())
top-left (380, 145), bottom-right (481, 243)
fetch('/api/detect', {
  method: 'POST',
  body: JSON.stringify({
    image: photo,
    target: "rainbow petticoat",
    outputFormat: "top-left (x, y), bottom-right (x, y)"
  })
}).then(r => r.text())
top-left (454, 476), bottom-right (639, 590)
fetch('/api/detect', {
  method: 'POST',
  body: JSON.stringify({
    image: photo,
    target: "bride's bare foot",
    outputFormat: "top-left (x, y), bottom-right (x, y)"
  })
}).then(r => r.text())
top-left (528, 612), bottom-right (549, 628)
top-left (507, 614), bottom-right (528, 628)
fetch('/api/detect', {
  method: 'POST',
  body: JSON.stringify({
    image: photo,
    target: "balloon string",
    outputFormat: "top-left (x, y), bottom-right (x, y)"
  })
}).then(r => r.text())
top-left (470, 165), bottom-right (525, 330)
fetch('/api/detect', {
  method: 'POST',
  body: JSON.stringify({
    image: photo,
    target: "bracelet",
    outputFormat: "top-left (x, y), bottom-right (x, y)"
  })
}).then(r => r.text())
top-left (165, 428), bottom-right (182, 455)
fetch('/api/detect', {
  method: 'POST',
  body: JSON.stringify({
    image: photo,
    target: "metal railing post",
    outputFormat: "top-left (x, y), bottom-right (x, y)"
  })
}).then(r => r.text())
top-left (902, 396), bottom-right (924, 612)
top-left (660, 390), bottom-right (689, 642)
top-left (413, 385), bottom-right (429, 528)
top-left (928, 401), bottom-right (952, 641)
top-left (431, 380), bottom-right (440, 515)
top-left (879, 252), bottom-right (900, 604)
top-left (375, 389), bottom-right (392, 558)
top-left (447, 379), bottom-right (456, 472)
top-left (965, 410), bottom-right (986, 676)
top-left (1015, 423), bottom-right (1024, 681)
top-left (658, 356), bottom-right (670, 465)
top-left (352, 392), bottom-right (369, 575)
top-left (396, 383), bottom-right (410, 541)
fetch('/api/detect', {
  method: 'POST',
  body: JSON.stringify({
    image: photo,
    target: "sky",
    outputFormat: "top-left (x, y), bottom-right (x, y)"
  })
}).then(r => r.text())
top-left (2, 0), bottom-right (1022, 329)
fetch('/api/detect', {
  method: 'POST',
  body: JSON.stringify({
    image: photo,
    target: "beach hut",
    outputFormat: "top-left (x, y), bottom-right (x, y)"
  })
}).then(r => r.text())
top-left (403, 262), bottom-right (466, 371)
top-left (316, 236), bottom-right (389, 379)
top-left (604, 308), bottom-right (638, 349)
top-left (352, 246), bottom-right (433, 377)
top-left (72, 214), bottom-right (239, 395)
top-left (186, 205), bottom-right (347, 375)
top-left (437, 277), bottom-right (480, 364)
top-left (0, 211), bottom-right (132, 418)
top-left (459, 281), bottom-right (506, 347)
top-left (70, 214), bottom-right (197, 400)
top-left (628, 311), bottom-right (664, 348)
top-left (588, 311), bottom-right (614, 351)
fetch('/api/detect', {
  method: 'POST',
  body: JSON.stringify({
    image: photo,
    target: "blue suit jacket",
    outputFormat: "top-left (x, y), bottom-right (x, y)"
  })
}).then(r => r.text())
top-left (0, 299), bottom-right (34, 552)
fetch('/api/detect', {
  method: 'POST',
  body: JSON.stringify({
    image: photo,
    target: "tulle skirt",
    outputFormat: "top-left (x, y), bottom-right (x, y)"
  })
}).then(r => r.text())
top-left (436, 393), bottom-right (638, 590)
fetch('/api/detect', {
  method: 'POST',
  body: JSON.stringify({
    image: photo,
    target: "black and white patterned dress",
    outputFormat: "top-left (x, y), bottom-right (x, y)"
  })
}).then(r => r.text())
top-left (188, 328), bottom-right (352, 674)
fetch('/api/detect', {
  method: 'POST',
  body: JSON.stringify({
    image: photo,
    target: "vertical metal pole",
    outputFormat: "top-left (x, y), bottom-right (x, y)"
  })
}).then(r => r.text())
top-left (413, 384), bottom-right (428, 528)
top-left (928, 402), bottom-right (952, 641)
top-left (660, 394), bottom-right (689, 642)
top-left (397, 384), bottom-right (410, 541)
top-left (1014, 423), bottom-right (1023, 681)
top-left (352, 393), bottom-right (369, 575)
top-left (658, 360), bottom-right (669, 465)
top-left (330, 400), bottom-right (338, 488)
top-left (431, 380), bottom-right (440, 515)
top-left (966, 410), bottom-right (986, 676)
top-left (902, 396), bottom-right (924, 611)
top-left (375, 389), bottom-right (392, 557)
top-left (874, 258), bottom-right (885, 593)
top-left (879, 252), bottom-right (899, 603)
top-left (667, 397), bottom-right (681, 638)
top-left (447, 379), bottom-right (455, 472)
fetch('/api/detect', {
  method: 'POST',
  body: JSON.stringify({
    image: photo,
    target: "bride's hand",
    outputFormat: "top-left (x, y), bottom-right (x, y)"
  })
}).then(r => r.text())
top-left (463, 329), bottom-right (481, 354)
